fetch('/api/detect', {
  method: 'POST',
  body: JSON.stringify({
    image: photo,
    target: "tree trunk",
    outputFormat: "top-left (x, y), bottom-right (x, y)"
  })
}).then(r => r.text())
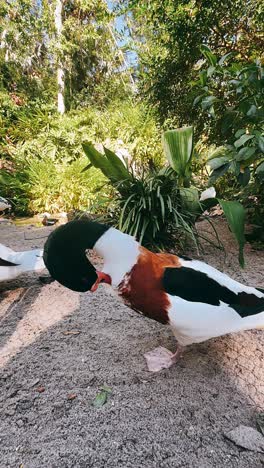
top-left (54, 0), bottom-right (65, 114)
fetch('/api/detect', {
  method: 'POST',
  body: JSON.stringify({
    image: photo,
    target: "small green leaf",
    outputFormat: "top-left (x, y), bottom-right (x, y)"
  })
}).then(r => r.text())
top-left (207, 65), bottom-right (215, 77)
top-left (201, 95), bottom-right (218, 110)
top-left (207, 146), bottom-right (230, 161)
top-left (199, 70), bottom-right (207, 86)
top-left (255, 161), bottom-right (264, 180)
top-left (92, 387), bottom-right (111, 408)
top-left (258, 136), bottom-right (264, 153)
top-left (218, 52), bottom-right (234, 66)
top-left (219, 200), bottom-right (246, 267)
top-left (200, 45), bottom-right (217, 66)
top-left (235, 129), bottom-right (245, 139)
top-left (246, 105), bottom-right (257, 117)
top-left (234, 134), bottom-right (254, 148)
top-left (193, 95), bottom-right (204, 106)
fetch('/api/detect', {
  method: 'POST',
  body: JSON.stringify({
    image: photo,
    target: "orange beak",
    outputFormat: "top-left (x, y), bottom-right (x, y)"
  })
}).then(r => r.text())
top-left (90, 271), bottom-right (112, 292)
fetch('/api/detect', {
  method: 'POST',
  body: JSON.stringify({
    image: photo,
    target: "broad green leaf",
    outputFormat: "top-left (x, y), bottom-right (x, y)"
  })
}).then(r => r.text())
top-left (82, 143), bottom-right (115, 181)
top-left (230, 160), bottom-right (240, 176)
top-left (209, 163), bottom-right (230, 183)
top-left (234, 134), bottom-right (254, 148)
top-left (162, 127), bottom-right (193, 180)
top-left (82, 143), bottom-right (130, 184)
top-left (207, 145), bottom-right (230, 161)
top-left (180, 187), bottom-right (200, 215)
top-left (208, 156), bottom-right (230, 170)
top-left (219, 200), bottom-right (246, 267)
top-left (200, 45), bottom-right (217, 66)
top-left (236, 147), bottom-right (255, 161)
top-left (104, 147), bottom-right (131, 181)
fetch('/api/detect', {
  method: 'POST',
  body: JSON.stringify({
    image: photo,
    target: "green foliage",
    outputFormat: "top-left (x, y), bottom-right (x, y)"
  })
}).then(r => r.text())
top-left (163, 127), bottom-right (247, 265)
top-left (0, 155), bottom-right (106, 215)
top-left (83, 127), bottom-right (247, 263)
top-left (193, 49), bottom-right (264, 230)
top-left (0, 99), bottom-right (161, 214)
top-left (82, 141), bottom-right (198, 248)
top-left (194, 52), bottom-right (263, 174)
top-left (124, 0), bottom-right (264, 125)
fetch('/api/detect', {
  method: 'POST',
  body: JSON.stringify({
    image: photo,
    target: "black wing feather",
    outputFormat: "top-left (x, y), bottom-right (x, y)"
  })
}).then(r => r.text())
top-left (0, 257), bottom-right (19, 267)
top-left (163, 266), bottom-right (264, 318)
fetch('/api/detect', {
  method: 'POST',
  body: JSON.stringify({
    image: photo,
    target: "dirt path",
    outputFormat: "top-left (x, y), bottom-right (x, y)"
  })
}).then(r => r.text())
top-left (0, 220), bottom-right (263, 468)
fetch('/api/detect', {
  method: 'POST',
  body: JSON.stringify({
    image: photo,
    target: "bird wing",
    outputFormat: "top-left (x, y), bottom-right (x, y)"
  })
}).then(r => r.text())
top-left (0, 243), bottom-right (16, 261)
top-left (0, 257), bottom-right (19, 267)
top-left (163, 263), bottom-right (264, 318)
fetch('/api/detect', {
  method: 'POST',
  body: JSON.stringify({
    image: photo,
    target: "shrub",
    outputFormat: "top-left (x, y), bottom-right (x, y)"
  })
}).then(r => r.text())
top-left (0, 155), bottom-right (107, 215)
top-left (83, 127), bottom-right (247, 265)
top-left (193, 48), bottom-right (264, 188)
top-left (113, 167), bottom-right (197, 249)
top-left (0, 98), bottom-right (161, 215)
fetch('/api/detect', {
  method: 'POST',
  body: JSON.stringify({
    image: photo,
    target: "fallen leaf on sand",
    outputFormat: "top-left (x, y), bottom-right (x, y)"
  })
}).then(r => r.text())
top-left (67, 393), bottom-right (77, 401)
top-left (92, 386), bottom-right (112, 408)
top-left (36, 386), bottom-right (45, 393)
top-left (224, 425), bottom-right (264, 453)
top-left (144, 346), bottom-right (174, 372)
top-left (62, 330), bottom-right (81, 336)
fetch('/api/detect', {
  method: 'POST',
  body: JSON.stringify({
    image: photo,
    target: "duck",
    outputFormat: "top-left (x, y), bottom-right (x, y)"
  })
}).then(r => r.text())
top-left (43, 219), bottom-right (264, 372)
top-left (0, 243), bottom-right (45, 282)
top-left (0, 196), bottom-right (11, 214)
top-left (42, 213), bottom-right (59, 226)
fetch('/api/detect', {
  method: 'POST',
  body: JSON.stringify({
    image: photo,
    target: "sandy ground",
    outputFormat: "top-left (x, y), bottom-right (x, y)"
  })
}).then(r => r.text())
top-left (0, 220), bottom-right (263, 468)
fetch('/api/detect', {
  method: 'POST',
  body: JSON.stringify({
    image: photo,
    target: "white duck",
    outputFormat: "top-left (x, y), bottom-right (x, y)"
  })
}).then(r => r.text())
top-left (0, 243), bottom-right (45, 282)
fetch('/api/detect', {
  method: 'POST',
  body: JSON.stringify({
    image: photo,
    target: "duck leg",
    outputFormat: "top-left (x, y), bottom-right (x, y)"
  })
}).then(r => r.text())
top-left (144, 344), bottom-right (184, 372)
